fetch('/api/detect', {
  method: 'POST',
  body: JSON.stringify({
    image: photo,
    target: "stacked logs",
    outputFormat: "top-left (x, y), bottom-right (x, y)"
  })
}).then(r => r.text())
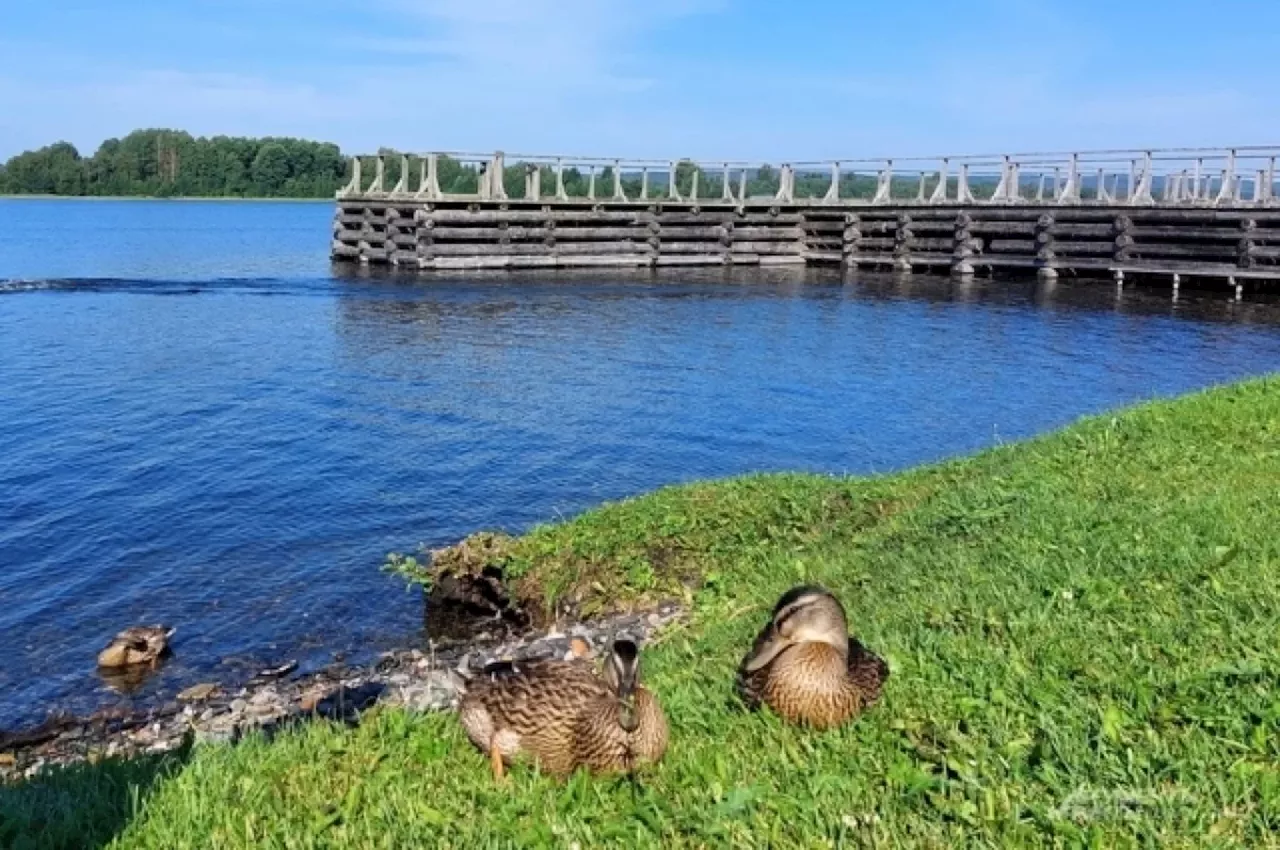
top-left (332, 200), bottom-right (1280, 287)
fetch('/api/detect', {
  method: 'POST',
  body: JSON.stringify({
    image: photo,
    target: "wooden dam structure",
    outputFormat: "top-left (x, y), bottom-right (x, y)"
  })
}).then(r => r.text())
top-left (332, 146), bottom-right (1280, 295)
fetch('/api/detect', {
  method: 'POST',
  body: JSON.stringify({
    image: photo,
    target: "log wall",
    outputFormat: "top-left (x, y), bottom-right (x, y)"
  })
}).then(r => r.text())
top-left (332, 198), bottom-right (1280, 294)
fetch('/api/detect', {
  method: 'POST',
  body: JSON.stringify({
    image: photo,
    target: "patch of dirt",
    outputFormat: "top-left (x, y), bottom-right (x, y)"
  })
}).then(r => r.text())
top-left (422, 532), bottom-right (531, 642)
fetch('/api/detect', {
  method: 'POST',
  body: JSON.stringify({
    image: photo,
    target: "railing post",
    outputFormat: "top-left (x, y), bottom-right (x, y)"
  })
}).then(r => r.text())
top-left (990, 156), bottom-right (1013, 203)
top-left (723, 162), bottom-right (734, 201)
top-left (690, 167), bottom-right (699, 201)
top-left (668, 161), bottom-right (682, 201)
top-left (428, 154), bottom-right (442, 199)
top-left (1096, 168), bottom-right (1110, 203)
top-left (872, 160), bottom-right (893, 204)
top-left (391, 155), bottom-right (409, 195)
top-left (957, 163), bottom-right (975, 203)
top-left (1215, 149), bottom-right (1237, 206)
top-left (490, 152), bottom-right (507, 200)
top-left (738, 168), bottom-right (747, 203)
top-left (369, 155), bottom-right (386, 194)
top-left (915, 171), bottom-right (927, 202)
top-left (339, 156), bottom-right (361, 197)
top-left (1059, 154), bottom-right (1080, 203)
top-left (929, 158), bottom-right (950, 204)
top-left (1192, 159), bottom-right (1204, 202)
top-left (525, 163), bottom-right (540, 201)
top-left (640, 167), bottom-right (649, 200)
top-left (823, 162), bottom-right (841, 203)
top-left (1036, 173), bottom-right (1047, 202)
top-left (612, 160), bottom-right (626, 201)
top-left (1132, 153), bottom-right (1154, 205)
top-left (587, 165), bottom-right (597, 201)
top-left (555, 159), bottom-right (569, 201)
top-left (775, 164), bottom-right (794, 203)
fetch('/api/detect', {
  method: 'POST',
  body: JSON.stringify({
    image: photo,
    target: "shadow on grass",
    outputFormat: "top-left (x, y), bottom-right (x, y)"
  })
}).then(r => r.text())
top-left (0, 682), bottom-right (389, 850)
top-left (0, 739), bottom-right (192, 850)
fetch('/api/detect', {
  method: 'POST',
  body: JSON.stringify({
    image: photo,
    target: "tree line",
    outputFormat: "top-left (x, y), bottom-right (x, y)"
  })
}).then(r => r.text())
top-left (0, 129), bottom-right (347, 198)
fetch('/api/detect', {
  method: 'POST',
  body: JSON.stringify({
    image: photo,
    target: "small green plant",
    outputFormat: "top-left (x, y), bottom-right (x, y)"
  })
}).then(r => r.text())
top-left (382, 548), bottom-right (431, 589)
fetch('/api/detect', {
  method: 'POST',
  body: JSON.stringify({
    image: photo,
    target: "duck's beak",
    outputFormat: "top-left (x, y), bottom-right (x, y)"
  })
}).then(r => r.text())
top-left (742, 625), bottom-right (792, 673)
top-left (610, 639), bottom-right (641, 732)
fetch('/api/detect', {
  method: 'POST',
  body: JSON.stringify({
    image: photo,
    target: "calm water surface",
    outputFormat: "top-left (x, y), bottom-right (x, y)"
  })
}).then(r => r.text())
top-left (2, 198), bottom-right (1280, 729)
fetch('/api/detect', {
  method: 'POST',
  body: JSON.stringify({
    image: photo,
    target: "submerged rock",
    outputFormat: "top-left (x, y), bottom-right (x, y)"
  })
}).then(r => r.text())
top-left (177, 683), bottom-right (219, 703)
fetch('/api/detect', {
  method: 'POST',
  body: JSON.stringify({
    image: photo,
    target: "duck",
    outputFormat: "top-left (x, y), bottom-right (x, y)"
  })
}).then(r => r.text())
top-left (96, 626), bottom-right (175, 669)
top-left (458, 636), bottom-right (668, 780)
top-left (736, 585), bottom-right (888, 729)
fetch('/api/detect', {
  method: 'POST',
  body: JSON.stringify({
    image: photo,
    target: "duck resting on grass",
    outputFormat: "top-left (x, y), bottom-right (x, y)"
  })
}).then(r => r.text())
top-left (736, 585), bottom-right (888, 729)
top-left (96, 626), bottom-right (174, 669)
top-left (458, 636), bottom-right (668, 781)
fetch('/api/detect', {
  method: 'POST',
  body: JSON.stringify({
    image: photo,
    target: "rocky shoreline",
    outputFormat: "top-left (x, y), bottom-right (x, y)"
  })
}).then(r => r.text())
top-left (0, 603), bottom-right (682, 782)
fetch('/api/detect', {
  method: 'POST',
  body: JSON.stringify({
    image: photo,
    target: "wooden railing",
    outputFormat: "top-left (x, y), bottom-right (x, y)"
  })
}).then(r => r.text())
top-left (337, 147), bottom-right (1280, 207)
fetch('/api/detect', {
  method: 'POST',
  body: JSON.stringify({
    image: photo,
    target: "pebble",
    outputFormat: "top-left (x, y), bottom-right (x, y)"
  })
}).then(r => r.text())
top-left (178, 683), bottom-right (219, 702)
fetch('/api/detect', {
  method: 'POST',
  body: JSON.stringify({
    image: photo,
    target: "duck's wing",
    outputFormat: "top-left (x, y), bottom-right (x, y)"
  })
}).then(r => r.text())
top-left (468, 659), bottom-right (610, 732)
top-left (847, 636), bottom-right (889, 706)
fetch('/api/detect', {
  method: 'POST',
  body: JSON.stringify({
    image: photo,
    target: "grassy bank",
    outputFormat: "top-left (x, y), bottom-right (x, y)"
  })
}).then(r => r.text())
top-left (4, 377), bottom-right (1279, 848)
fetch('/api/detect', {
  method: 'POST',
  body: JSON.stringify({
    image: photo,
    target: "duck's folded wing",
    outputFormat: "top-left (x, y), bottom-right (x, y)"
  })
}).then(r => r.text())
top-left (847, 637), bottom-right (889, 706)
top-left (470, 660), bottom-right (607, 717)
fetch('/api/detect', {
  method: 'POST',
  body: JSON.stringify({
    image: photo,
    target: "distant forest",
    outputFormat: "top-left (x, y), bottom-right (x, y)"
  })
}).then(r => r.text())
top-left (0, 129), bottom-right (347, 198)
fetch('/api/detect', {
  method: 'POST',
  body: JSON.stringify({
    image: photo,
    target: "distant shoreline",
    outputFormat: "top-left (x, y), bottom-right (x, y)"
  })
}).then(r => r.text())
top-left (0, 195), bottom-right (333, 203)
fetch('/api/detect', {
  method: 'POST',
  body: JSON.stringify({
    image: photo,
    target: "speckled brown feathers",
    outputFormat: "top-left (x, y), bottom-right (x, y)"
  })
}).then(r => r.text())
top-left (458, 640), bottom-right (668, 779)
top-left (97, 626), bottom-right (174, 669)
top-left (736, 585), bottom-right (887, 729)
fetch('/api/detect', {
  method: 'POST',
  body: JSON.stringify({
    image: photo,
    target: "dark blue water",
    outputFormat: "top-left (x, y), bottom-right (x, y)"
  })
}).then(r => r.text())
top-left (3, 198), bottom-right (1280, 730)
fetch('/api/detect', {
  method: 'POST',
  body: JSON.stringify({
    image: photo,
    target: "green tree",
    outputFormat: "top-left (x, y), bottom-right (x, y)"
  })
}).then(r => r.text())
top-left (251, 143), bottom-right (291, 195)
top-left (1, 129), bottom-right (353, 198)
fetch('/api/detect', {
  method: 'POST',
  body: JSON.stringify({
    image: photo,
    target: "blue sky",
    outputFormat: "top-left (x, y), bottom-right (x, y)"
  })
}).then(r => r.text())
top-left (1, 0), bottom-right (1276, 160)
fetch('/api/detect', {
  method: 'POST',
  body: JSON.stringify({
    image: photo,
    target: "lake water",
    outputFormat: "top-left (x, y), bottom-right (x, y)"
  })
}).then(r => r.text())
top-left (2, 198), bottom-right (1280, 731)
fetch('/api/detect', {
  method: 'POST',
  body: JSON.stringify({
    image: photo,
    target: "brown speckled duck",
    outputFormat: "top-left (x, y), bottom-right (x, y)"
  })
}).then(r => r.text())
top-left (458, 637), bottom-right (668, 780)
top-left (97, 626), bottom-right (174, 669)
top-left (736, 585), bottom-right (888, 729)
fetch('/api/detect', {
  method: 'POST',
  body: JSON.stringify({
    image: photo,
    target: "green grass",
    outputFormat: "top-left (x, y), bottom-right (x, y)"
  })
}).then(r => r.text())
top-left (5, 377), bottom-right (1280, 848)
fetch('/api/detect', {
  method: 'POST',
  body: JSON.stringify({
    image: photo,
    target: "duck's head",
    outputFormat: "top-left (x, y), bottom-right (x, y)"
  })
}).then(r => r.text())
top-left (743, 585), bottom-right (849, 673)
top-left (603, 638), bottom-right (643, 732)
